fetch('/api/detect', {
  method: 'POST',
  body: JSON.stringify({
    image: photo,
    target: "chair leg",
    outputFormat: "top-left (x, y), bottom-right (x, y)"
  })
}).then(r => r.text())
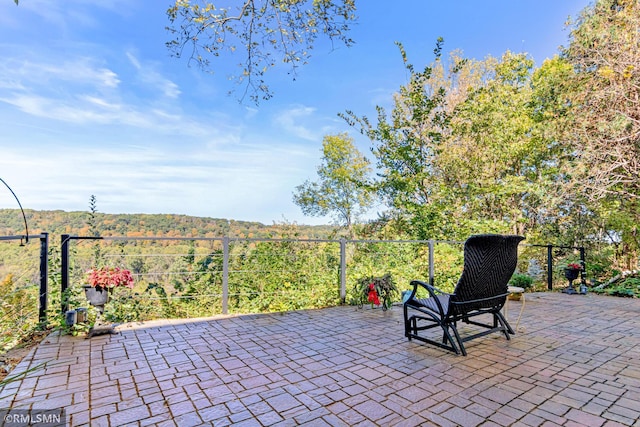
top-left (442, 321), bottom-right (453, 344)
top-left (403, 305), bottom-right (412, 339)
top-left (437, 323), bottom-right (460, 355)
top-left (449, 324), bottom-right (466, 356)
top-left (494, 312), bottom-right (513, 338)
top-left (410, 317), bottom-right (417, 339)
top-left (405, 311), bottom-right (462, 355)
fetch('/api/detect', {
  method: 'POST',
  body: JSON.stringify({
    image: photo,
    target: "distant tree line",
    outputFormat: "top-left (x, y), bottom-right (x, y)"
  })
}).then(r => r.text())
top-left (0, 209), bottom-right (335, 240)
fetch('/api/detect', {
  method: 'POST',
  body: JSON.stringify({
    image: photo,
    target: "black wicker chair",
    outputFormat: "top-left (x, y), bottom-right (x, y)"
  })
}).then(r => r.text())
top-left (403, 234), bottom-right (525, 356)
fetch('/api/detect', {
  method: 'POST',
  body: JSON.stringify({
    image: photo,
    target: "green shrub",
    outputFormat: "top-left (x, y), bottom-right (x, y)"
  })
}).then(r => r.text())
top-left (591, 277), bottom-right (640, 298)
top-left (604, 286), bottom-right (636, 298)
top-left (509, 273), bottom-right (534, 290)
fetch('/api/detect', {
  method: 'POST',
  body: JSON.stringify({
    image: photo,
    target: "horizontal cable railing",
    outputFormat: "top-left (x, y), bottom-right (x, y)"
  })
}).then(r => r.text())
top-left (0, 234), bottom-right (48, 353)
top-left (58, 234), bottom-right (584, 324)
top-left (0, 232), bottom-right (587, 335)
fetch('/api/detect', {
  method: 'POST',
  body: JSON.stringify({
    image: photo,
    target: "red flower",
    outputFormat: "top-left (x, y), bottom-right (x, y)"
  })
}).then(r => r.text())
top-left (367, 283), bottom-right (380, 305)
top-left (86, 267), bottom-right (134, 289)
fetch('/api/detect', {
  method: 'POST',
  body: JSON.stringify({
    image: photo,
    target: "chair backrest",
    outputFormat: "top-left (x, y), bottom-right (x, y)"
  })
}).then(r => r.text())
top-left (449, 234), bottom-right (525, 315)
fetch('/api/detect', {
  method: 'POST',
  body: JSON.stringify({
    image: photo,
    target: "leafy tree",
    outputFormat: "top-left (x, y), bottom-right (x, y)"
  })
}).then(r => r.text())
top-left (344, 41), bottom-right (537, 239)
top-left (446, 52), bottom-right (547, 237)
top-left (558, 0), bottom-right (640, 266)
top-left (344, 42), bottom-right (570, 242)
top-left (520, 56), bottom-right (602, 251)
top-left (293, 132), bottom-right (373, 235)
top-left (166, 0), bottom-right (357, 103)
top-left (342, 40), bottom-right (455, 239)
top-left (562, 0), bottom-right (640, 202)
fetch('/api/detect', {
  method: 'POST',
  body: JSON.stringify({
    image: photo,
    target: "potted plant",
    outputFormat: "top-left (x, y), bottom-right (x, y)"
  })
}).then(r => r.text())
top-left (355, 274), bottom-right (398, 311)
top-left (83, 267), bottom-right (134, 313)
top-left (564, 262), bottom-right (582, 281)
top-left (508, 273), bottom-right (533, 301)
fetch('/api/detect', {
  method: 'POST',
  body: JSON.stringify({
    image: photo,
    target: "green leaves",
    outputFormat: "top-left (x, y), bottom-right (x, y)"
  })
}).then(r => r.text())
top-left (166, 0), bottom-right (357, 103)
top-left (293, 133), bottom-right (373, 234)
top-left (344, 43), bottom-right (570, 241)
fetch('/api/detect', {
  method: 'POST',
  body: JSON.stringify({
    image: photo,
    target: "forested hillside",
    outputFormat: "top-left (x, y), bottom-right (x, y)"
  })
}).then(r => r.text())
top-left (0, 208), bottom-right (344, 352)
top-left (0, 209), bottom-right (336, 239)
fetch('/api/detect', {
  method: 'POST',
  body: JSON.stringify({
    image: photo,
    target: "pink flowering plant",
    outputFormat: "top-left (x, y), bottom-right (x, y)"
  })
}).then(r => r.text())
top-left (566, 263), bottom-right (582, 270)
top-left (86, 266), bottom-right (134, 289)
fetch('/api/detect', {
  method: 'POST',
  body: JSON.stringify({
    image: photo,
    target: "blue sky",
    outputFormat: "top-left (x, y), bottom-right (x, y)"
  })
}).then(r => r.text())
top-left (0, 0), bottom-right (589, 226)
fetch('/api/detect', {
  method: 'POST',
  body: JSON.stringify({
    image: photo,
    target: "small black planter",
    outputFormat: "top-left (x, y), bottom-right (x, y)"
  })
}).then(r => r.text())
top-left (564, 268), bottom-right (580, 281)
top-left (83, 285), bottom-right (109, 313)
top-left (562, 268), bottom-right (585, 294)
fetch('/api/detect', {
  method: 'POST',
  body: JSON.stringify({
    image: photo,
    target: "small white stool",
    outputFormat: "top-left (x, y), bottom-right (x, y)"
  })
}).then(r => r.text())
top-left (505, 286), bottom-right (525, 332)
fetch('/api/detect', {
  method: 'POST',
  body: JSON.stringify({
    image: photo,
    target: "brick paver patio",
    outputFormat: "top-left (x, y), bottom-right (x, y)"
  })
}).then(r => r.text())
top-left (1, 292), bottom-right (640, 426)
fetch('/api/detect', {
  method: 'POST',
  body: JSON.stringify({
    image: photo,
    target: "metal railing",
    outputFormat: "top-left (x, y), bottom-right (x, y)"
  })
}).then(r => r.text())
top-left (0, 233), bottom-right (49, 323)
top-left (0, 233), bottom-right (48, 352)
top-left (58, 234), bottom-right (586, 320)
top-left (0, 232), bottom-right (590, 329)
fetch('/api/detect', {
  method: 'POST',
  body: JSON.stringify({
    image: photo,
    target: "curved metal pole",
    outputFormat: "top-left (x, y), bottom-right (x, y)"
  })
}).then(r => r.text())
top-left (0, 177), bottom-right (29, 243)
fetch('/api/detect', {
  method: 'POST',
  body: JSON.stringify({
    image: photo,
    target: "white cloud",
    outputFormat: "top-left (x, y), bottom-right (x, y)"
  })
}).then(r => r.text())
top-left (126, 51), bottom-right (181, 99)
top-left (1, 93), bottom-right (128, 125)
top-left (0, 132), bottom-right (319, 223)
top-left (0, 57), bottom-right (120, 91)
top-left (273, 105), bottom-right (319, 141)
top-left (0, 55), bottom-right (207, 134)
top-left (3, 0), bottom-right (136, 30)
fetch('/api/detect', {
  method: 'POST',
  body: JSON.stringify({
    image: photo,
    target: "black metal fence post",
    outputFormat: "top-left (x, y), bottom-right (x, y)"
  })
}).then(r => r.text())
top-left (61, 234), bottom-right (69, 313)
top-left (38, 233), bottom-right (48, 325)
top-left (547, 245), bottom-right (553, 290)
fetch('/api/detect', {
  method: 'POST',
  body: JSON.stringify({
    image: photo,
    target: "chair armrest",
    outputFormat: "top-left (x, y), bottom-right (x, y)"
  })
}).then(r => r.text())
top-left (449, 292), bottom-right (510, 306)
top-left (406, 280), bottom-right (451, 317)
top-left (408, 280), bottom-right (448, 299)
